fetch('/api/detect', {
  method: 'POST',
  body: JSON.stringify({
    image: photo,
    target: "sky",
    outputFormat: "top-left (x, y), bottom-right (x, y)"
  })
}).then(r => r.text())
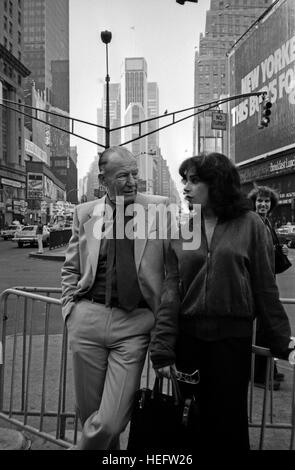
top-left (69, 0), bottom-right (211, 194)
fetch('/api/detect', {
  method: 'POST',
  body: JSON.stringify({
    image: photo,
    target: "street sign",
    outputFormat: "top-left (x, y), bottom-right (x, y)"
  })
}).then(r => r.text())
top-left (211, 111), bottom-right (227, 130)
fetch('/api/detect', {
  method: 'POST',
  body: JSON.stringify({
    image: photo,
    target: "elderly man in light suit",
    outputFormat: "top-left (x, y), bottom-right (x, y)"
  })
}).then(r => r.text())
top-left (61, 146), bottom-right (173, 450)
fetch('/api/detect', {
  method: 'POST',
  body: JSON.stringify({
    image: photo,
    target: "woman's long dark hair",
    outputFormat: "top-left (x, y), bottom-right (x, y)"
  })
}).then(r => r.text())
top-left (179, 153), bottom-right (250, 221)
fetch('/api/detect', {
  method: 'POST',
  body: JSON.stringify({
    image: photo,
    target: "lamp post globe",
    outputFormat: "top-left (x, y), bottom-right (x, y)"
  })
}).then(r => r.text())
top-left (101, 30), bottom-right (112, 44)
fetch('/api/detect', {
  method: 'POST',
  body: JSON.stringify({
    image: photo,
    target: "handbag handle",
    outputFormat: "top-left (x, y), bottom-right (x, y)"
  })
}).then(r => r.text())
top-left (152, 370), bottom-right (182, 406)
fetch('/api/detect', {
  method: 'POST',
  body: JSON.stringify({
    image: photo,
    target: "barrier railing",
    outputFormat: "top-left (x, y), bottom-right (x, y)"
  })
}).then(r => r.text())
top-left (49, 229), bottom-right (72, 250)
top-left (0, 287), bottom-right (77, 449)
top-left (249, 298), bottom-right (295, 450)
top-left (0, 287), bottom-right (294, 450)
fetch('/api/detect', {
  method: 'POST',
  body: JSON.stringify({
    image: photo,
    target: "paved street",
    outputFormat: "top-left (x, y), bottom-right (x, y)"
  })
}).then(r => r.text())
top-left (0, 240), bottom-right (295, 450)
top-left (0, 239), bottom-right (63, 292)
top-left (0, 239), bottom-right (295, 333)
top-left (0, 239), bottom-right (64, 335)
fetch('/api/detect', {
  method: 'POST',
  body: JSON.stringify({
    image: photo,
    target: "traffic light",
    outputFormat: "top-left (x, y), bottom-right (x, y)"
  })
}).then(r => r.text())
top-left (258, 96), bottom-right (272, 129)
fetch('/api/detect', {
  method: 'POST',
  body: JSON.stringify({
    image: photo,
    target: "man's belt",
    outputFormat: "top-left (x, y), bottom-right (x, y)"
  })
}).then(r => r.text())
top-left (83, 293), bottom-right (149, 310)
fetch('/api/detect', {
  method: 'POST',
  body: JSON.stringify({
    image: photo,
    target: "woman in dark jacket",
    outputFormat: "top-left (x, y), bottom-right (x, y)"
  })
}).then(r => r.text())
top-left (150, 153), bottom-right (294, 451)
top-left (248, 185), bottom-right (290, 389)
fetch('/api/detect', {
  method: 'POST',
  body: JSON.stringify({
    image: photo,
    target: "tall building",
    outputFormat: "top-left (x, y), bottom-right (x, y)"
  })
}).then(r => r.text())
top-left (96, 107), bottom-right (104, 151)
top-left (23, 0), bottom-right (72, 192)
top-left (78, 175), bottom-right (88, 203)
top-left (147, 82), bottom-right (159, 153)
top-left (0, 0), bottom-right (31, 227)
top-left (85, 155), bottom-right (100, 202)
top-left (153, 150), bottom-right (181, 204)
top-left (121, 57), bottom-right (154, 193)
top-left (97, 83), bottom-right (121, 149)
top-left (193, 0), bottom-right (272, 154)
top-left (23, 0), bottom-right (69, 104)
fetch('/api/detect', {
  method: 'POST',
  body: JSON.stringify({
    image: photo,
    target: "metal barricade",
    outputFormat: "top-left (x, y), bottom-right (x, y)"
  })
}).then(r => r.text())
top-left (0, 286), bottom-right (77, 449)
top-left (248, 298), bottom-right (295, 450)
top-left (0, 287), bottom-right (294, 450)
top-left (49, 229), bottom-right (72, 250)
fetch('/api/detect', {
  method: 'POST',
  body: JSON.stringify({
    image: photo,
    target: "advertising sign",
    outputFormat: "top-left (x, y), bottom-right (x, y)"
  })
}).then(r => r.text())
top-left (228, 0), bottom-right (295, 164)
top-left (13, 200), bottom-right (21, 214)
top-left (44, 175), bottom-right (58, 200)
top-left (1, 178), bottom-right (22, 188)
top-left (27, 173), bottom-right (43, 199)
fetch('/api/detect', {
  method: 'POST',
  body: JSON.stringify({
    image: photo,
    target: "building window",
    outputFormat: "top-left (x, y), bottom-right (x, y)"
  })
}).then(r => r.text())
top-left (9, 21), bottom-right (13, 36)
top-left (4, 16), bottom-right (8, 31)
top-left (9, 1), bottom-right (13, 16)
top-left (18, 51), bottom-right (21, 61)
top-left (18, 31), bottom-right (21, 45)
top-left (3, 36), bottom-right (8, 48)
top-left (9, 42), bottom-right (13, 53)
top-left (4, 1), bottom-right (7, 11)
top-left (18, 136), bottom-right (22, 149)
top-left (18, 11), bottom-right (21, 26)
top-left (19, 155), bottom-right (22, 166)
top-left (18, 74), bottom-right (22, 86)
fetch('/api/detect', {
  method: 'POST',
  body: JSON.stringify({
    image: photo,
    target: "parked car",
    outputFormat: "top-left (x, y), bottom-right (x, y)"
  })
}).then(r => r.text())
top-left (275, 225), bottom-right (295, 247)
top-left (12, 225), bottom-right (50, 248)
top-left (0, 224), bottom-right (23, 240)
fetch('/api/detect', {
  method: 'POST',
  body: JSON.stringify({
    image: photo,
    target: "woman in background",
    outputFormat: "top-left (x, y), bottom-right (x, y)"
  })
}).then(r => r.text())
top-left (248, 185), bottom-right (290, 389)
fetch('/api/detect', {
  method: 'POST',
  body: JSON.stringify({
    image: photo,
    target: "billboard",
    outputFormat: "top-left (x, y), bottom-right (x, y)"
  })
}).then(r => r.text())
top-left (228, 0), bottom-right (295, 164)
top-left (27, 173), bottom-right (43, 199)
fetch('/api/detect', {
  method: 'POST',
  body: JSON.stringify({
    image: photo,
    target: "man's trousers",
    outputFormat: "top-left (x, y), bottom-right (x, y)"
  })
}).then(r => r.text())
top-left (66, 299), bottom-right (154, 450)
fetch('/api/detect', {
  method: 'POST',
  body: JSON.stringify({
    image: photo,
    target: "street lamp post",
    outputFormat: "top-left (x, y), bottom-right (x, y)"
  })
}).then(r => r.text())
top-left (100, 30), bottom-right (112, 148)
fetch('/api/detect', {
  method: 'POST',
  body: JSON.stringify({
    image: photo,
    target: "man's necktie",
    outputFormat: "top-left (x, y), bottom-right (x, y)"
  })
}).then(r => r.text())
top-left (115, 212), bottom-right (143, 312)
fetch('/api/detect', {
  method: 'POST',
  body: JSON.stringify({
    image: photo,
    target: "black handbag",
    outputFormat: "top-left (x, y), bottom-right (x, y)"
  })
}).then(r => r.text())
top-left (274, 243), bottom-right (292, 274)
top-left (127, 373), bottom-right (199, 451)
top-left (271, 228), bottom-right (292, 274)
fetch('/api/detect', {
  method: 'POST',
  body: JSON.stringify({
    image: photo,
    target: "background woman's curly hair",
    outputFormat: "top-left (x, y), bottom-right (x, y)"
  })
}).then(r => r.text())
top-left (247, 185), bottom-right (279, 213)
top-left (179, 152), bottom-right (250, 221)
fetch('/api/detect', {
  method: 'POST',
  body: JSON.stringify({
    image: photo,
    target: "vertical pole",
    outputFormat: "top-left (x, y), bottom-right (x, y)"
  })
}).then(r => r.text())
top-left (105, 43), bottom-right (110, 149)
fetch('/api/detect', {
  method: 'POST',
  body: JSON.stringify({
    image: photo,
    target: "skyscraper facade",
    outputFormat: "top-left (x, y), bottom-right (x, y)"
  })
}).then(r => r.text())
top-left (98, 83), bottom-right (121, 149)
top-left (147, 82), bottom-right (159, 153)
top-left (0, 0), bottom-right (30, 227)
top-left (193, 0), bottom-right (272, 155)
top-left (23, 0), bottom-right (73, 202)
top-left (23, 0), bottom-right (69, 104)
top-left (121, 57), bottom-right (154, 193)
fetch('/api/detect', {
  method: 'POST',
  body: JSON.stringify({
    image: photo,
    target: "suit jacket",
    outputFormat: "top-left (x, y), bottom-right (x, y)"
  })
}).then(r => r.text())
top-left (61, 192), bottom-right (172, 321)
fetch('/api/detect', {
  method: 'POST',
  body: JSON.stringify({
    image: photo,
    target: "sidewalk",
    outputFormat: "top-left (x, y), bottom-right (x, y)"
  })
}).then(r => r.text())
top-left (29, 246), bottom-right (66, 261)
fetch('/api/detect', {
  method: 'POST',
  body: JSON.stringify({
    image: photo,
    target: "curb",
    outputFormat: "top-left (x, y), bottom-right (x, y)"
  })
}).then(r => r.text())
top-left (29, 251), bottom-right (65, 261)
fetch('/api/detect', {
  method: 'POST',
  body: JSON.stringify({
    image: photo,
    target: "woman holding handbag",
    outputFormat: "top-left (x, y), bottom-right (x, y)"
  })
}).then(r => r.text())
top-left (150, 153), bottom-right (294, 451)
top-left (248, 185), bottom-right (292, 390)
